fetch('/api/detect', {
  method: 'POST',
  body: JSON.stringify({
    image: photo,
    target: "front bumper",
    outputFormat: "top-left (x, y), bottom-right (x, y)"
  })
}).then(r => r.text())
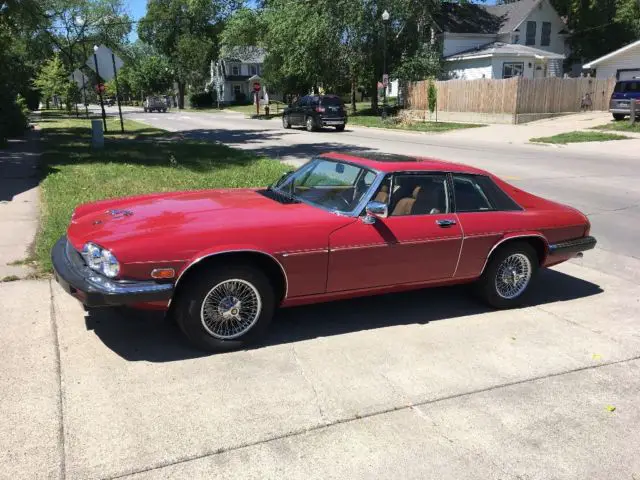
top-left (51, 236), bottom-right (174, 307)
top-left (549, 236), bottom-right (597, 256)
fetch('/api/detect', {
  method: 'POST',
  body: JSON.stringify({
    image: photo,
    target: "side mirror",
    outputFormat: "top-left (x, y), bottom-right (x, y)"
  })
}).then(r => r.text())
top-left (362, 201), bottom-right (388, 224)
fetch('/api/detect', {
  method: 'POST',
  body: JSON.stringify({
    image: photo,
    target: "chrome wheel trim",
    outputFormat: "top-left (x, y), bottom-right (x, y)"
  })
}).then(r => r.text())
top-left (306, 117), bottom-right (313, 130)
top-left (282, 115), bottom-right (289, 127)
top-left (200, 279), bottom-right (262, 340)
top-left (494, 253), bottom-right (532, 300)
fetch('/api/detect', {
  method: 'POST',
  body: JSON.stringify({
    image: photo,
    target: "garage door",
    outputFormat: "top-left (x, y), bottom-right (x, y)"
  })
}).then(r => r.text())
top-left (618, 69), bottom-right (640, 80)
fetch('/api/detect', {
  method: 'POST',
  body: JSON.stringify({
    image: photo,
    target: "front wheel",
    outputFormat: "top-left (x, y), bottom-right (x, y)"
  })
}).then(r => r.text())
top-left (173, 265), bottom-right (275, 352)
top-left (612, 113), bottom-right (625, 121)
top-left (335, 124), bottom-right (345, 132)
top-left (143, 107), bottom-right (148, 112)
top-left (476, 242), bottom-right (538, 309)
top-left (282, 114), bottom-right (291, 129)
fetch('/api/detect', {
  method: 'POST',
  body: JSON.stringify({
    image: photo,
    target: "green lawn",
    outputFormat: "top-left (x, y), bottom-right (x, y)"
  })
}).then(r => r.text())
top-left (530, 131), bottom-right (630, 144)
top-left (34, 111), bottom-right (289, 273)
top-left (348, 115), bottom-right (482, 133)
top-left (188, 102), bottom-right (287, 116)
top-left (591, 121), bottom-right (640, 133)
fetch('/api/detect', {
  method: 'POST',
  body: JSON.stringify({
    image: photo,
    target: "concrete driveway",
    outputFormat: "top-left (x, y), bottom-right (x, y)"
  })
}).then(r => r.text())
top-left (2, 109), bottom-right (640, 479)
top-left (3, 250), bottom-right (640, 480)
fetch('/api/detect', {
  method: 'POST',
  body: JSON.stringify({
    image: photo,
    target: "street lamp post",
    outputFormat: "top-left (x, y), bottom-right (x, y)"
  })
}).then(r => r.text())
top-left (93, 45), bottom-right (108, 132)
top-left (381, 9), bottom-right (390, 119)
top-left (74, 16), bottom-right (89, 118)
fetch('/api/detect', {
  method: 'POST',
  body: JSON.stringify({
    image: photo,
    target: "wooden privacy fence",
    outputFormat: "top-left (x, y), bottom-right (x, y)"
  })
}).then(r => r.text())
top-left (407, 77), bottom-right (616, 115)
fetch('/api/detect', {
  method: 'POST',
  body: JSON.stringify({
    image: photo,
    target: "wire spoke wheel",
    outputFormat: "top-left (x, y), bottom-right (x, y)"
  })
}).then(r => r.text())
top-left (494, 253), bottom-right (532, 300)
top-left (200, 279), bottom-right (262, 340)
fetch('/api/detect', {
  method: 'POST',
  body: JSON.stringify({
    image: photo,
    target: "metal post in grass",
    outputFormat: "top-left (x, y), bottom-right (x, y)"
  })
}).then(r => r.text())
top-left (111, 52), bottom-right (125, 133)
top-left (93, 46), bottom-right (108, 132)
top-left (630, 100), bottom-right (637, 126)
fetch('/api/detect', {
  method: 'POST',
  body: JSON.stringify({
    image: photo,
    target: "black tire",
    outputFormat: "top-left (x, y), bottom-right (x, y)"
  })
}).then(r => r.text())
top-left (283, 114), bottom-right (291, 129)
top-left (335, 124), bottom-right (345, 132)
top-left (475, 241), bottom-right (538, 309)
top-left (174, 264), bottom-right (276, 352)
top-left (306, 116), bottom-right (316, 132)
top-left (162, 109), bottom-right (167, 113)
top-left (612, 113), bottom-right (625, 121)
top-left (143, 107), bottom-right (147, 113)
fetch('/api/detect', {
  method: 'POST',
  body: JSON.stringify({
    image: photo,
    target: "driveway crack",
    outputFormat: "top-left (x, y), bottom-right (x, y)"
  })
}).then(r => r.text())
top-left (291, 345), bottom-right (327, 423)
top-left (49, 279), bottom-right (66, 480)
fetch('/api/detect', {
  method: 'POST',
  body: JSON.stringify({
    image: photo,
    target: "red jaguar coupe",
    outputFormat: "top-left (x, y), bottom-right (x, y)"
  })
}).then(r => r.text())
top-left (52, 152), bottom-right (596, 352)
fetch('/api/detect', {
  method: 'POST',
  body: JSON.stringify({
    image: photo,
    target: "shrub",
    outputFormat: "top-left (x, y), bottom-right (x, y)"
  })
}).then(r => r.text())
top-left (233, 91), bottom-right (248, 105)
top-left (189, 91), bottom-right (214, 108)
top-left (0, 93), bottom-right (29, 146)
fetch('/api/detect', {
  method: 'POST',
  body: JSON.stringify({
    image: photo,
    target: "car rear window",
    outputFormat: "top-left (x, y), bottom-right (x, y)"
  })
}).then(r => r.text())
top-left (614, 81), bottom-right (640, 93)
top-left (453, 175), bottom-right (522, 212)
top-left (321, 97), bottom-right (343, 106)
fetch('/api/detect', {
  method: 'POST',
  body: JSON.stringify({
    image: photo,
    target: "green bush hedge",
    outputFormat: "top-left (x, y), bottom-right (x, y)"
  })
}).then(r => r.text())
top-left (189, 91), bottom-right (216, 108)
top-left (0, 93), bottom-right (29, 146)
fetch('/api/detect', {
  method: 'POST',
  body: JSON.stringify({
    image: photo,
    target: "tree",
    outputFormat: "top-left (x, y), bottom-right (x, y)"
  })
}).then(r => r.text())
top-left (119, 52), bottom-right (173, 100)
top-left (220, 0), bottom-right (444, 112)
top-left (33, 54), bottom-right (75, 109)
top-left (550, 0), bottom-right (640, 63)
top-left (139, 0), bottom-right (240, 108)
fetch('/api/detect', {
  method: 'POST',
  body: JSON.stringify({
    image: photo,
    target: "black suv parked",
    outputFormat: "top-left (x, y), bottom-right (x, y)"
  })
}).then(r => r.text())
top-left (283, 95), bottom-right (347, 132)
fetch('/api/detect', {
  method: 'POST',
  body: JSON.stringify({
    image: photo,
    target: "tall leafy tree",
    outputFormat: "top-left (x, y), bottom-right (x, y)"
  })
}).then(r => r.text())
top-left (550, 0), bottom-right (640, 63)
top-left (33, 54), bottom-right (77, 109)
top-left (138, 0), bottom-right (241, 108)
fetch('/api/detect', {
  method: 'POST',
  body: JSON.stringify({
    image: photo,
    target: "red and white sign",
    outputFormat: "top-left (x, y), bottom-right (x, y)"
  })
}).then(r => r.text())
top-left (253, 82), bottom-right (261, 92)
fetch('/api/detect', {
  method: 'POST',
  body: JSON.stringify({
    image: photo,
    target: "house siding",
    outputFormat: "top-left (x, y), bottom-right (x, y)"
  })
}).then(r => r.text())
top-left (591, 46), bottom-right (640, 79)
top-left (510, 0), bottom-right (566, 55)
top-left (443, 33), bottom-right (498, 57)
top-left (448, 58), bottom-right (493, 79)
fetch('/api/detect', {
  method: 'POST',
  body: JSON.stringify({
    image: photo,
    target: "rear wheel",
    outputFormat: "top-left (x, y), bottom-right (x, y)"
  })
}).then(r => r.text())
top-left (282, 114), bottom-right (291, 129)
top-left (612, 113), bottom-right (625, 121)
top-left (335, 124), bottom-right (345, 132)
top-left (476, 242), bottom-right (538, 309)
top-left (173, 264), bottom-right (275, 352)
top-left (306, 116), bottom-right (316, 132)
top-left (143, 107), bottom-right (147, 112)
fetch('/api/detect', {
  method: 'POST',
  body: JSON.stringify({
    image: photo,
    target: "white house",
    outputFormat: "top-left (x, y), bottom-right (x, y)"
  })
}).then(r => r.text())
top-left (209, 46), bottom-right (280, 104)
top-left (582, 40), bottom-right (640, 80)
top-left (439, 0), bottom-right (569, 80)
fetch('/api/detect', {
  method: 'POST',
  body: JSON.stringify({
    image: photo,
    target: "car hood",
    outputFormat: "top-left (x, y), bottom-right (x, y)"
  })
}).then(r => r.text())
top-left (67, 188), bottom-right (333, 255)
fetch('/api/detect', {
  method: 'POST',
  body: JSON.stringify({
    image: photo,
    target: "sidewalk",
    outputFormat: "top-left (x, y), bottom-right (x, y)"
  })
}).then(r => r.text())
top-left (0, 130), bottom-right (40, 279)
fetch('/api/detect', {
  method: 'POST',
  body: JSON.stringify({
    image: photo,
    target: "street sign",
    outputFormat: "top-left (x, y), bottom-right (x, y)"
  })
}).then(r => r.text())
top-left (382, 74), bottom-right (389, 87)
top-left (95, 83), bottom-right (105, 93)
top-left (69, 69), bottom-right (89, 90)
top-left (253, 82), bottom-right (261, 92)
top-left (86, 44), bottom-right (124, 82)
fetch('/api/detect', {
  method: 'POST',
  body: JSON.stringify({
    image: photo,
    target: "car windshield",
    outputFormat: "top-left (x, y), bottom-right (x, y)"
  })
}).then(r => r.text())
top-left (274, 158), bottom-right (377, 213)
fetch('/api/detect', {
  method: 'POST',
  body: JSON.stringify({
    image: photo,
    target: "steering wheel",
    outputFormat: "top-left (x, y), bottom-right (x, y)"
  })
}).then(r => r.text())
top-left (328, 194), bottom-right (353, 211)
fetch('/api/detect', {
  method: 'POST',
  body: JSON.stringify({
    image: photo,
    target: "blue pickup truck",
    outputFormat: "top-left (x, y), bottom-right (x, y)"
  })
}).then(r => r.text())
top-left (610, 79), bottom-right (640, 120)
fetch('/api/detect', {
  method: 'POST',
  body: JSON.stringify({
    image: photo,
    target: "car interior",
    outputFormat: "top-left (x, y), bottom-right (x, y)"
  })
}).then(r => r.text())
top-left (373, 175), bottom-right (448, 216)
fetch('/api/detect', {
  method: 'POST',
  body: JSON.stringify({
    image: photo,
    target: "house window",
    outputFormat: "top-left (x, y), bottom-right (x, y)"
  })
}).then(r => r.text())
top-left (249, 65), bottom-right (257, 75)
top-left (541, 22), bottom-right (551, 46)
top-left (233, 85), bottom-right (242, 97)
top-left (503, 62), bottom-right (524, 79)
top-left (231, 64), bottom-right (239, 76)
top-left (526, 21), bottom-right (536, 45)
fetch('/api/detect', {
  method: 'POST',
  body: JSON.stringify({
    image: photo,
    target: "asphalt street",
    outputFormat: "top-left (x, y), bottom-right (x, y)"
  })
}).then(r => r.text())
top-left (2, 107), bottom-right (639, 480)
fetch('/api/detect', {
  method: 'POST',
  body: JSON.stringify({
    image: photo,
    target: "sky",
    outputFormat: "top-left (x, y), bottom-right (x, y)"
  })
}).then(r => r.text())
top-left (127, 0), bottom-right (147, 41)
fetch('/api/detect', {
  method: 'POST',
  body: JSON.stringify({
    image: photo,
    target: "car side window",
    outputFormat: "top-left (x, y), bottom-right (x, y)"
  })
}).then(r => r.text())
top-left (389, 174), bottom-right (449, 216)
top-left (453, 174), bottom-right (522, 212)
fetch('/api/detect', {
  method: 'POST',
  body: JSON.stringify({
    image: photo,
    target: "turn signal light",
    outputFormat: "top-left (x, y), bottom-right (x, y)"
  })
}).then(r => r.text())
top-left (151, 268), bottom-right (175, 279)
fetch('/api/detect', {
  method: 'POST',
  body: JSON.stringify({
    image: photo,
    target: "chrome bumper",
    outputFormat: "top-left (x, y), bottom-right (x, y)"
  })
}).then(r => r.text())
top-left (51, 236), bottom-right (173, 307)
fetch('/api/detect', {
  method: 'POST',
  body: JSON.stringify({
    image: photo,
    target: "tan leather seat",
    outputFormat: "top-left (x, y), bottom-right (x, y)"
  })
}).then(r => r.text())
top-left (392, 186), bottom-right (421, 216)
top-left (412, 182), bottom-right (444, 215)
top-left (374, 184), bottom-right (389, 204)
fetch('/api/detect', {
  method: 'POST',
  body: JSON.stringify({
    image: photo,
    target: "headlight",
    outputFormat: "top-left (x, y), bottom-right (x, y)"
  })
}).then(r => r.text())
top-left (82, 242), bottom-right (120, 278)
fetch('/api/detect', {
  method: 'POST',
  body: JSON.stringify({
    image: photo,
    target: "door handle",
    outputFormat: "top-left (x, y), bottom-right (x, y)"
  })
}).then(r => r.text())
top-left (436, 219), bottom-right (456, 227)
